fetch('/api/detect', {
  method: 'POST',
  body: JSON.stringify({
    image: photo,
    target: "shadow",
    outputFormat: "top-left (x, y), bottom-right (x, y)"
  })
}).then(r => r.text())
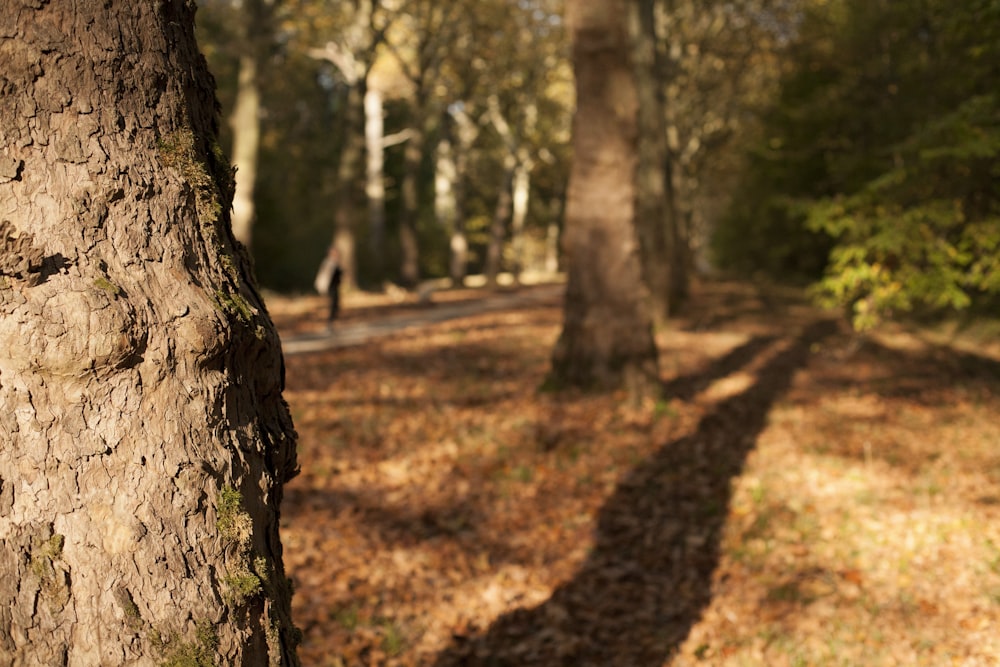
top-left (37, 253), bottom-right (71, 283)
top-left (283, 332), bottom-right (564, 585)
top-left (675, 281), bottom-right (809, 333)
top-left (780, 332), bottom-right (1000, 477)
top-left (283, 485), bottom-right (530, 568)
top-left (661, 334), bottom-right (777, 402)
top-left (817, 337), bottom-right (1000, 404)
top-left (434, 319), bottom-right (837, 667)
top-left (0, 251), bottom-right (70, 286)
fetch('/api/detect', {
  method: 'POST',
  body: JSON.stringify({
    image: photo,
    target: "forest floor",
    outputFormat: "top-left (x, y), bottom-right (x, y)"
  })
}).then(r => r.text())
top-left (266, 279), bottom-right (1000, 667)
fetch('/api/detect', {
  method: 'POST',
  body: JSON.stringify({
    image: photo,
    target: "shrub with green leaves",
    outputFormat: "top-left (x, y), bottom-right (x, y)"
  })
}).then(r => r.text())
top-left (809, 93), bottom-right (1000, 329)
top-left (716, 0), bottom-right (1000, 329)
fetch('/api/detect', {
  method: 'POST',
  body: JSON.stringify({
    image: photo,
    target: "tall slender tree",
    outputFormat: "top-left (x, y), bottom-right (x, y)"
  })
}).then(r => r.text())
top-left (308, 0), bottom-right (394, 290)
top-left (549, 0), bottom-right (660, 398)
top-left (386, 0), bottom-right (465, 288)
top-left (631, 0), bottom-right (676, 321)
top-left (0, 2), bottom-right (299, 663)
top-left (228, 0), bottom-right (274, 251)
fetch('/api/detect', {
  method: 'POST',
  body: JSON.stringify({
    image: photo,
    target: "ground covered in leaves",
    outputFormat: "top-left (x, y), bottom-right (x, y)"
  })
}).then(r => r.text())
top-left (267, 281), bottom-right (1000, 666)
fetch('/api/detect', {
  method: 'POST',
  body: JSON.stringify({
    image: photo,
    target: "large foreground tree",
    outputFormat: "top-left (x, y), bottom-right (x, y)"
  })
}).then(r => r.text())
top-left (549, 0), bottom-right (660, 397)
top-left (0, 2), bottom-right (299, 664)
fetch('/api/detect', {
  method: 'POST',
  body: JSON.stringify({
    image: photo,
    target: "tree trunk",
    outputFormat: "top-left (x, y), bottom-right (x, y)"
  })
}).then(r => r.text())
top-left (670, 179), bottom-right (689, 307)
top-left (449, 105), bottom-right (480, 286)
top-left (228, 0), bottom-right (270, 251)
top-left (546, 219), bottom-right (561, 274)
top-left (435, 124), bottom-right (466, 286)
top-left (510, 157), bottom-right (531, 283)
top-left (485, 95), bottom-right (536, 286)
top-left (398, 100), bottom-right (426, 289)
top-left (546, 193), bottom-right (565, 275)
top-left (487, 157), bottom-right (515, 287)
top-left (0, 3), bottom-right (299, 664)
top-left (630, 0), bottom-right (675, 322)
top-left (365, 87), bottom-right (387, 286)
top-left (549, 0), bottom-right (660, 398)
top-left (659, 15), bottom-right (688, 310)
top-left (230, 53), bottom-right (261, 249)
top-left (333, 82), bottom-right (364, 290)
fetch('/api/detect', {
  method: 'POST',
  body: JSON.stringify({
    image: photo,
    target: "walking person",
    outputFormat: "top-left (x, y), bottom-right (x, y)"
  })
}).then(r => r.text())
top-left (314, 245), bottom-right (344, 331)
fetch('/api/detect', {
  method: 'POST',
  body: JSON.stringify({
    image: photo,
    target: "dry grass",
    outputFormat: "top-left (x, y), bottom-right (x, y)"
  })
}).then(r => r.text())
top-left (269, 281), bottom-right (1000, 666)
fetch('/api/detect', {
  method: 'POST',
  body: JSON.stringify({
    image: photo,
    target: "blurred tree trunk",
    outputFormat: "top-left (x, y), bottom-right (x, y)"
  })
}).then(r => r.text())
top-left (310, 32), bottom-right (385, 291)
top-left (549, 0), bottom-right (660, 398)
top-left (399, 113), bottom-right (423, 288)
top-left (486, 95), bottom-right (537, 285)
top-left (333, 81), bottom-right (364, 290)
top-left (435, 119), bottom-right (464, 285)
top-left (510, 159), bottom-right (531, 282)
top-left (229, 53), bottom-right (260, 248)
top-left (486, 156), bottom-right (515, 287)
top-left (546, 219), bottom-right (561, 274)
top-left (448, 106), bottom-right (480, 286)
top-left (387, 2), bottom-right (462, 289)
top-left (630, 0), bottom-right (675, 321)
top-left (228, 0), bottom-right (271, 251)
top-left (546, 192), bottom-right (565, 274)
top-left (0, 2), bottom-right (299, 664)
top-left (365, 86), bottom-right (388, 285)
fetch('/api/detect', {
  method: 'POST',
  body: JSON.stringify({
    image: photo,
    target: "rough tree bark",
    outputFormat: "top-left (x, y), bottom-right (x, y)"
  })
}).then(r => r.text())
top-left (0, 3), bottom-right (299, 665)
top-left (549, 0), bottom-right (660, 397)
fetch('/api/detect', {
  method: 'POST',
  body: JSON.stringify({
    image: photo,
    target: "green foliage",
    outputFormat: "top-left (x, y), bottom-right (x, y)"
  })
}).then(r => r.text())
top-left (216, 486), bottom-right (253, 547)
top-left (380, 619), bottom-right (407, 657)
top-left (30, 533), bottom-right (65, 583)
top-left (93, 276), bottom-right (123, 298)
top-left (223, 567), bottom-right (263, 607)
top-left (213, 288), bottom-right (256, 324)
top-left (717, 0), bottom-right (1000, 329)
top-left (809, 193), bottom-right (1000, 331)
top-left (215, 486), bottom-right (272, 610)
top-left (155, 620), bottom-right (220, 667)
top-left (157, 130), bottom-right (227, 229)
top-left (807, 84), bottom-right (1000, 329)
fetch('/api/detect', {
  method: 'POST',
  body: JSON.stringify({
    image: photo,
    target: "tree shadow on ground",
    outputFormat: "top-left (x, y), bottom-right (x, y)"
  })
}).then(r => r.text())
top-left (809, 336), bottom-right (1000, 404)
top-left (661, 334), bottom-right (777, 402)
top-left (433, 319), bottom-right (837, 667)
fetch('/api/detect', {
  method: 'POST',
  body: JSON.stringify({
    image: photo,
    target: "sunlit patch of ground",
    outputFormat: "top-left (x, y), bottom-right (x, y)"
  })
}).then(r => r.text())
top-left (267, 280), bottom-right (1000, 666)
top-left (675, 332), bottom-right (1000, 667)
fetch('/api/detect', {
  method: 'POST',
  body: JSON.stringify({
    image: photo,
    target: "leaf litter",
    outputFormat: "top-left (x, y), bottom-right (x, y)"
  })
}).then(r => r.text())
top-left (269, 281), bottom-right (1000, 666)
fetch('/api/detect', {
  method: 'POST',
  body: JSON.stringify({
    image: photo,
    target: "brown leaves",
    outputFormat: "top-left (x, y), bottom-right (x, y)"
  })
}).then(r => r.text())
top-left (271, 282), bottom-right (1000, 666)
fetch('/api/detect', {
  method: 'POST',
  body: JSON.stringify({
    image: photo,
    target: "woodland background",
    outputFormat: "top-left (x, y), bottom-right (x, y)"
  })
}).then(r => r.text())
top-left (193, 0), bottom-right (1000, 664)
top-left (196, 0), bottom-right (999, 330)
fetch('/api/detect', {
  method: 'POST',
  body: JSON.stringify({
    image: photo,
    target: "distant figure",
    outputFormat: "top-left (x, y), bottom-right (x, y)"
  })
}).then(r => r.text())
top-left (314, 246), bottom-right (343, 330)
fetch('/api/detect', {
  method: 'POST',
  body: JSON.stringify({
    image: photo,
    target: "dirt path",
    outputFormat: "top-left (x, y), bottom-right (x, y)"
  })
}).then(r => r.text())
top-left (279, 283), bottom-right (565, 356)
